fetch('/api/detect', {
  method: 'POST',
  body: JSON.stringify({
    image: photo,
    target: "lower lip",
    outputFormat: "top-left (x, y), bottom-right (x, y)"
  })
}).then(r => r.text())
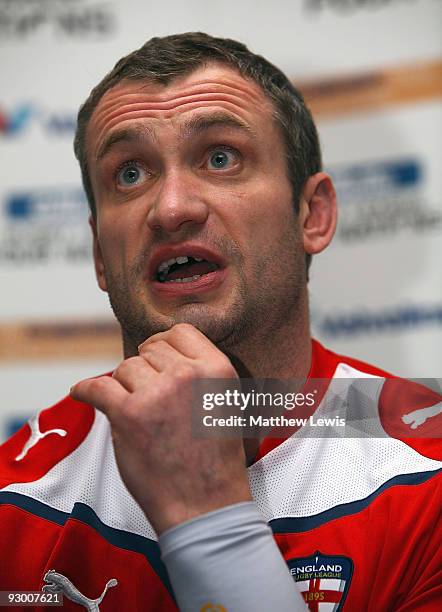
top-left (150, 268), bottom-right (226, 297)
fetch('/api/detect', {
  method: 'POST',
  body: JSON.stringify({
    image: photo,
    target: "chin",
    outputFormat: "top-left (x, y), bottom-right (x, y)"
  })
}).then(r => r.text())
top-left (117, 300), bottom-right (245, 353)
top-left (172, 306), bottom-right (237, 344)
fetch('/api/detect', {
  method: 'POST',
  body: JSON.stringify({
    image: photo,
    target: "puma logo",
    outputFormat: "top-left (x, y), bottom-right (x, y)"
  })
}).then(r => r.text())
top-left (42, 569), bottom-right (117, 611)
top-left (15, 413), bottom-right (67, 461)
top-left (402, 402), bottom-right (442, 430)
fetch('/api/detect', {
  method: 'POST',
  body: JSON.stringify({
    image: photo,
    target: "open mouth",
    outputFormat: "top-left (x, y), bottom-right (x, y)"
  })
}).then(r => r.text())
top-left (156, 255), bottom-right (220, 283)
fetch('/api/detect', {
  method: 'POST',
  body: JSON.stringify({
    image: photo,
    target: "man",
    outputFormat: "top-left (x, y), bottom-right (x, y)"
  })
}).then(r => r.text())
top-left (0, 33), bottom-right (441, 611)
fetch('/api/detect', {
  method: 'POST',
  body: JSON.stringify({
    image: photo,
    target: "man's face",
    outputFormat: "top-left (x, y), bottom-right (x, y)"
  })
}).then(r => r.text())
top-left (87, 63), bottom-right (307, 353)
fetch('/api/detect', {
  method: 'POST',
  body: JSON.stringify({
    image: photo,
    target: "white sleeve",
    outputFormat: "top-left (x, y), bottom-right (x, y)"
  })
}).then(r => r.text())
top-left (159, 501), bottom-right (307, 612)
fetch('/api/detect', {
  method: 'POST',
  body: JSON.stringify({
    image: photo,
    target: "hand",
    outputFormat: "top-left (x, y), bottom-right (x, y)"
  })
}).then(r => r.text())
top-left (70, 323), bottom-right (252, 534)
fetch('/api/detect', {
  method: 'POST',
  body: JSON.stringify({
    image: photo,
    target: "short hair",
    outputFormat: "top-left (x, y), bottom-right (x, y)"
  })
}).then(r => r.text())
top-left (74, 32), bottom-right (322, 270)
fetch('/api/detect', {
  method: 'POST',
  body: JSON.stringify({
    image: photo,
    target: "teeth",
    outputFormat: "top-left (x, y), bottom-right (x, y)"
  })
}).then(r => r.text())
top-left (157, 255), bottom-right (191, 274)
top-left (165, 275), bottom-right (202, 283)
top-left (156, 254), bottom-right (207, 279)
top-left (158, 260), bottom-right (171, 273)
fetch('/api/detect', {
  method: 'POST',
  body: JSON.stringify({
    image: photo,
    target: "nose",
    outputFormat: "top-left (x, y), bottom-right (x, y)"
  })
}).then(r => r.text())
top-left (146, 171), bottom-right (209, 234)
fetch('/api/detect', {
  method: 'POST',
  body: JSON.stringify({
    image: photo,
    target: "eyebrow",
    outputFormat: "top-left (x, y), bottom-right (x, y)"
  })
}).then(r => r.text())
top-left (96, 125), bottom-right (154, 161)
top-left (179, 112), bottom-right (258, 140)
top-left (96, 111), bottom-right (257, 162)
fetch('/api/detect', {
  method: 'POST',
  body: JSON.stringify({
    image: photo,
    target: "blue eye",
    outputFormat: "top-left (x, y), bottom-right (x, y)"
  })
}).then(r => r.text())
top-left (116, 163), bottom-right (146, 186)
top-left (208, 150), bottom-right (234, 170)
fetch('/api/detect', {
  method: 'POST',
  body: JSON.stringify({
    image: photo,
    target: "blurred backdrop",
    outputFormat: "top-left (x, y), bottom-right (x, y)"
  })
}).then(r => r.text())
top-left (1, 0), bottom-right (441, 441)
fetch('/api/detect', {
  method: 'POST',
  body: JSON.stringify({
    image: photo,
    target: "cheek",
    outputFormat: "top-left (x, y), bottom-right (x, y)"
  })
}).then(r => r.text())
top-left (97, 219), bottom-right (133, 273)
top-left (98, 201), bottom-right (143, 243)
top-left (234, 181), bottom-right (295, 241)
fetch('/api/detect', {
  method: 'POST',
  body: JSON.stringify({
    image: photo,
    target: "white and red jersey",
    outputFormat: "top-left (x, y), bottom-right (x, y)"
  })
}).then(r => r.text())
top-left (0, 340), bottom-right (441, 611)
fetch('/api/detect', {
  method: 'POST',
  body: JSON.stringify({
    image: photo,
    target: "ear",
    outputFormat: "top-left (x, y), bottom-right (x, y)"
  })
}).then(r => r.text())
top-left (89, 216), bottom-right (108, 292)
top-left (299, 172), bottom-right (337, 255)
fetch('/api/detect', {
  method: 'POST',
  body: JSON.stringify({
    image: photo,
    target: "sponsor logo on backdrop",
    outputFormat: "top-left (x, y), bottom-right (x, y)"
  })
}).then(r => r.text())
top-left (0, 103), bottom-right (75, 137)
top-left (0, 187), bottom-right (91, 264)
top-left (0, 0), bottom-right (115, 38)
top-left (312, 304), bottom-right (442, 337)
top-left (305, 0), bottom-right (417, 14)
top-left (328, 158), bottom-right (442, 242)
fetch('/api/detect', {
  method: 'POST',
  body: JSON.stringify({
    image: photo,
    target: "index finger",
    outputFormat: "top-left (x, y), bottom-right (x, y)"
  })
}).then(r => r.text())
top-left (70, 375), bottom-right (129, 421)
top-left (139, 323), bottom-right (222, 361)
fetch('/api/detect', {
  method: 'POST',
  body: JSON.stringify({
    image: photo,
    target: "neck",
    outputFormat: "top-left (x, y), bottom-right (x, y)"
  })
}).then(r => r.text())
top-left (222, 290), bottom-right (312, 380)
top-left (221, 293), bottom-right (313, 465)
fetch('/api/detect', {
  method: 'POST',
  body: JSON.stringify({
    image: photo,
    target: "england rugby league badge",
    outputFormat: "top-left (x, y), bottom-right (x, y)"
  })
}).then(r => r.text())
top-left (287, 551), bottom-right (353, 611)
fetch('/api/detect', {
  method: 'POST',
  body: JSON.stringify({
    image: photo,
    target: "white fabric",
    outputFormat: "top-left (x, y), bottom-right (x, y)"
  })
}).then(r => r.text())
top-left (3, 362), bottom-right (441, 537)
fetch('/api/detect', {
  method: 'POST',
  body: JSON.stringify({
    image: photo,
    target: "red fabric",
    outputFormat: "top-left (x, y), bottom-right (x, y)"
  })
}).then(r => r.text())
top-left (0, 397), bottom-right (94, 487)
top-left (1, 343), bottom-right (440, 611)
top-left (0, 505), bottom-right (62, 591)
top-left (0, 505), bottom-right (177, 611)
top-left (39, 518), bottom-right (176, 611)
top-left (379, 378), bottom-right (442, 461)
top-left (275, 472), bottom-right (442, 612)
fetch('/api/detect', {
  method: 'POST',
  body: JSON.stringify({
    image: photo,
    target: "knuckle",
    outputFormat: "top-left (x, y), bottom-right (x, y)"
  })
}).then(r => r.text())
top-left (142, 339), bottom-right (166, 352)
top-left (214, 356), bottom-right (237, 378)
top-left (112, 362), bottom-right (125, 379)
top-left (155, 378), bottom-right (175, 399)
top-left (175, 362), bottom-right (196, 382)
top-left (173, 322), bottom-right (194, 333)
top-left (113, 356), bottom-right (142, 378)
top-left (137, 339), bottom-right (150, 352)
top-left (88, 377), bottom-right (109, 392)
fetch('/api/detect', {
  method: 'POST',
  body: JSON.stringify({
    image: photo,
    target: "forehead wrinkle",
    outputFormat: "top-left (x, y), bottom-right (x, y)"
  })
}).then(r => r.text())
top-left (178, 111), bottom-right (258, 141)
top-left (98, 91), bottom-right (257, 116)
top-left (89, 72), bottom-right (274, 164)
top-left (98, 76), bottom-right (261, 110)
top-left (93, 98), bottom-right (263, 156)
top-left (92, 90), bottom-right (260, 138)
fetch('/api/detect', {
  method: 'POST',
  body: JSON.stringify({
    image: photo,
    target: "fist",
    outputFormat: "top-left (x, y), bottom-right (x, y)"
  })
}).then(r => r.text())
top-left (70, 323), bottom-right (252, 534)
